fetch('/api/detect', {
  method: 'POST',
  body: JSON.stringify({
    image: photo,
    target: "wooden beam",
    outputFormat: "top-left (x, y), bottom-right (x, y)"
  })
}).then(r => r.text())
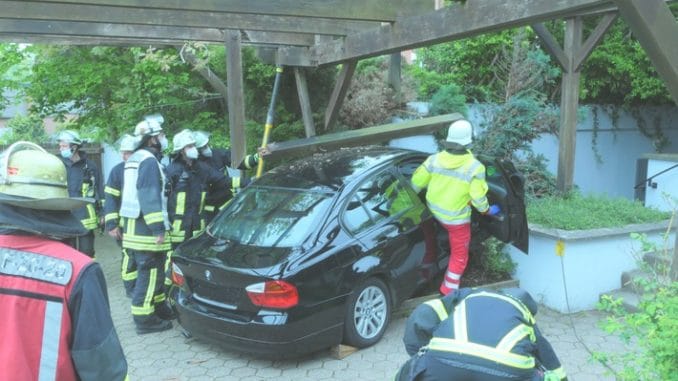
top-left (242, 31), bottom-right (315, 47)
top-left (264, 113), bottom-right (463, 160)
top-left (0, 19), bottom-right (225, 43)
top-left (225, 30), bottom-right (246, 169)
top-left (0, 1), bottom-right (381, 36)
top-left (574, 12), bottom-right (618, 70)
top-left (18, 0), bottom-right (434, 22)
top-left (532, 23), bottom-right (568, 69)
top-left (557, 17), bottom-right (584, 193)
top-left (324, 61), bottom-right (357, 131)
top-left (309, 0), bottom-right (616, 65)
top-left (294, 68), bottom-right (316, 138)
top-left (614, 0), bottom-right (678, 105)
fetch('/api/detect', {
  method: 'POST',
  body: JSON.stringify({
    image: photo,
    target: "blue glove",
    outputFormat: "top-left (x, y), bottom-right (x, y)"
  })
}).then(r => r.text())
top-left (487, 204), bottom-right (501, 216)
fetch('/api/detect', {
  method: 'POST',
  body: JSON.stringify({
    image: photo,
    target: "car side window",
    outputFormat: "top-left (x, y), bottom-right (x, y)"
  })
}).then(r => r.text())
top-left (342, 171), bottom-right (418, 234)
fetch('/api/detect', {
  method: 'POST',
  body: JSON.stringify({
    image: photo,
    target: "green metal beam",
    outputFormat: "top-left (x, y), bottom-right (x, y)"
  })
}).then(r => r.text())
top-left (263, 113), bottom-right (462, 160)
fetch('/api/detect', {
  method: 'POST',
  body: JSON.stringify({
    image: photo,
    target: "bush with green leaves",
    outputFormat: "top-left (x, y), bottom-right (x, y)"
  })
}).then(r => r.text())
top-left (596, 227), bottom-right (678, 381)
top-left (527, 192), bottom-right (670, 230)
top-left (0, 114), bottom-right (49, 145)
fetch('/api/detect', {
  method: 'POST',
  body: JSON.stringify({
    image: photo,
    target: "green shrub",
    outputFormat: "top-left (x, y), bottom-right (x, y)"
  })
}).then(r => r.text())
top-left (527, 192), bottom-right (670, 230)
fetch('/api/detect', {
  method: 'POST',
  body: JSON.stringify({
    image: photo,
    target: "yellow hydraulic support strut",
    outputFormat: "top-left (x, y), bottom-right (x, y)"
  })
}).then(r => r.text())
top-left (256, 65), bottom-right (284, 178)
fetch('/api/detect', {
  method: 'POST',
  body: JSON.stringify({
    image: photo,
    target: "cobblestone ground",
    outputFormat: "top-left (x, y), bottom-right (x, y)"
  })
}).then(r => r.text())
top-left (95, 236), bottom-right (633, 381)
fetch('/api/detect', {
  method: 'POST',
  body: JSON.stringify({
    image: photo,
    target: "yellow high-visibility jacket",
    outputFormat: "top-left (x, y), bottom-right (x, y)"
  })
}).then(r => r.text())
top-left (411, 150), bottom-right (489, 225)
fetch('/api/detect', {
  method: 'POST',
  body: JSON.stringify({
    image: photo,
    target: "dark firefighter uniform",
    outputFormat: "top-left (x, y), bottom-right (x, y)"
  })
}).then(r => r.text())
top-left (397, 288), bottom-right (567, 381)
top-left (166, 156), bottom-right (231, 248)
top-left (119, 147), bottom-right (173, 332)
top-left (61, 151), bottom-right (104, 257)
top-left (104, 161), bottom-right (136, 297)
top-left (200, 151), bottom-right (258, 223)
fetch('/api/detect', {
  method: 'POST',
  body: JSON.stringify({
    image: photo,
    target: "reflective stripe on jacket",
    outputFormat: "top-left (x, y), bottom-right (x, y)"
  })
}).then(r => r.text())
top-left (411, 150), bottom-right (489, 225)
top-left (62, 153), bottom-right (103, 230)
top-left (120, 148), bottom-right (170, 252)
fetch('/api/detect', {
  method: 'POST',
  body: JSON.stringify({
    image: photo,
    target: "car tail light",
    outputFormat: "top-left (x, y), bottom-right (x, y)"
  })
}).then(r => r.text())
top-left (246, 280), bottom-right (299, 309)
top-left (171, 262), bottom-right (185, 287)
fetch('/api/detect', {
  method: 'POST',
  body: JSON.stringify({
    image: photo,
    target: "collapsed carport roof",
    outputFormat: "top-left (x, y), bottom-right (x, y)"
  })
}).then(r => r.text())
top-left (1, 0), bottom-right (677, 193)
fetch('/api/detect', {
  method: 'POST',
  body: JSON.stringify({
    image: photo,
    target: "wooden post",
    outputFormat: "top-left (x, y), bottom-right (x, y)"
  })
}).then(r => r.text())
top-left (388, 53), bottom-right (402, 95)
top-left (225, 29), bottom-right (246, 169)
top-left (556, 17), bottom-right (583, 193)
top-left (324, 60), bottom-right (357, 131)
top-left (294, 67), bottom-right (316, 137)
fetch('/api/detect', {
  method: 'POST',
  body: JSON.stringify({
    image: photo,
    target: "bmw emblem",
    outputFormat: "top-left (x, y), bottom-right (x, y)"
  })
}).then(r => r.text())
top-left (205, 270), bottom-right (212, 281)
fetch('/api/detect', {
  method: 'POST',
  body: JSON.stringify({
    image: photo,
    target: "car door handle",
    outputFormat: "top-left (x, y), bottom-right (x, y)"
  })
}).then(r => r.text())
top-left (376, 226), bottom-right (399, 242)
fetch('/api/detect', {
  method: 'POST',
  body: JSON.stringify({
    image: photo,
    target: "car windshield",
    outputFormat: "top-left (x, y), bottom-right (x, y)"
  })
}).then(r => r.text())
top-left (208, 186), bottom-right (333, 247)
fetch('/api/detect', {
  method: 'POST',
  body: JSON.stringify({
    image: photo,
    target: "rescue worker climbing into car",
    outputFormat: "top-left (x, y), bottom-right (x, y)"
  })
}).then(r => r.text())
top-left (411, 119), bottom-right (500, 295)
top-left (166, 129), bottom-right (232, 248)
top-left (104, 133), bottom-right (139, 298)
top-left (193, 130), bottom-right (260, 223)
top-left (0, 141), bottom-right (128, 380)
top-left (119, 115), bottom-right (175, 334)
top-left (57, 129), bottom-right (104, 257)
top-left (396, 287), bottom-right (567, 381)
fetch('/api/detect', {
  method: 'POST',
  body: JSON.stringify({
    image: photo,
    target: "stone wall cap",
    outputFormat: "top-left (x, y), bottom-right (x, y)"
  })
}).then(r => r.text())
top-left (528, 220), bottom-right (672, 241)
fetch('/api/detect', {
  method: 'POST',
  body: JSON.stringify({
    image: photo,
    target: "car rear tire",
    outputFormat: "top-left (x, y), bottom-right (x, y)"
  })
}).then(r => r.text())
top-left (343, 277), bottom-right (391, 348)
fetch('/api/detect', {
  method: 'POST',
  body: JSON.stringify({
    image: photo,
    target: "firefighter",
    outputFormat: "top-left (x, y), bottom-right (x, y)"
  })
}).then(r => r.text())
top-left (167, 129), bottom-right (231, 248)
top-left (119, 117), bottom-right (174, 334)
top-left (193, 130), bottom-right (259, 222)
top-left (396, 287), bottom-right (567, 381)
top-left (411, 119), bottom-right (500, 295)
top-left (0, 141), bottom-right (128, 380)
top-left (57, 130), bottom-right (104, 257)
top-left (104, 134), bottom-right (138, 297)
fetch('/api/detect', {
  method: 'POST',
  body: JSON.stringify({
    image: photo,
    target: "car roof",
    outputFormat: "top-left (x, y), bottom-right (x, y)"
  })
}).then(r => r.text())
top-left (255, 146), bottom-right (420, 191)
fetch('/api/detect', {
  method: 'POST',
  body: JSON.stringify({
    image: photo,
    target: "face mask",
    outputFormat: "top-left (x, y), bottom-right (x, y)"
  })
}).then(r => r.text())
top-left (60, 148), bottom-right (73, 159)
top-left (200, 147), bottom-right (213, 157)
top-left (158, 136), bottom-right (169, 151)
top-left (185, 147), bottom-right (199, 160)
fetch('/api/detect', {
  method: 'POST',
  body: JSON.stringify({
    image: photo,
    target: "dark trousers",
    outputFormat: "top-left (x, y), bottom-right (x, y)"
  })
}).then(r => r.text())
top-left (129, 249), bottom-right (167, 322)
top-left (397, 353), bottom-right (541, 381)
top-left (65, 230), bottom-right (95, 257)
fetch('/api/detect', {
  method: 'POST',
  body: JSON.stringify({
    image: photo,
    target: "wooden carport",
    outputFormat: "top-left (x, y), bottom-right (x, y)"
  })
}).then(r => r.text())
top-left (1, 0), bottom-right (677, 193)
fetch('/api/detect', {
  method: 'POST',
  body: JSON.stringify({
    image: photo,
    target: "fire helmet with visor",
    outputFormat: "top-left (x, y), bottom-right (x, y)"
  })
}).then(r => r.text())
top-left (0, 141), bottom-right (93, 210)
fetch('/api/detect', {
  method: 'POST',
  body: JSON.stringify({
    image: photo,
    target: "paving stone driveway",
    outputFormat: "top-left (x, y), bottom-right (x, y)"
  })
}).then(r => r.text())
top-left (96, 237), bottom-right (630, 381)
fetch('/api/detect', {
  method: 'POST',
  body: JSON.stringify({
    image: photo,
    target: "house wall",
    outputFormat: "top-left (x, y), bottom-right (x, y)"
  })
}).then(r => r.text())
top-left (392, 103), bottom-right (678, 201)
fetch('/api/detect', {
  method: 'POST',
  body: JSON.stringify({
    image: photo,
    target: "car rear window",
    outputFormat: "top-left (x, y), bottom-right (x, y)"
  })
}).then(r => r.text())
top-left (208, 186), bottom-right (332, 247)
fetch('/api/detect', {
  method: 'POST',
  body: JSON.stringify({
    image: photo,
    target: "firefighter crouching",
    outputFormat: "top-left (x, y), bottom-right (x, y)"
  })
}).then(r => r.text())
top-left (119, 117), bottom-right (175, 334)
top-left (0, 141), bottom-right (128, 380)
top-left (396, 287), bottom-right (567, 381)
top-left (57, 130), bottom-right (104, 257)
top-left (104, 134), bottom-right (138, 298)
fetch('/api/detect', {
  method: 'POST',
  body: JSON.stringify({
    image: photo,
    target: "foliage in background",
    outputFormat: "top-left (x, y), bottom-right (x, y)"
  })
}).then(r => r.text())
top-left (428, 83), bottom-right (468, 118)
top-left (0, 43), bottom-right (337, 150)
top-left (596, 223), bottom-right (678, 380)
top-left (0, 114), bottom-right (48, 144)
top-left (338, 57), bottom-right (416, 130)
top-left (468, 236), bottom-right (515, 282)
top-left (527, 191), bottom-right (670, 230)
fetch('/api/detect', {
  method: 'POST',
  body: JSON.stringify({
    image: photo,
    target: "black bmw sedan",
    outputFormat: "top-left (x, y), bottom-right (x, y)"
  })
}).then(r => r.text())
top-left (169, 146), bottom-right (527, 357)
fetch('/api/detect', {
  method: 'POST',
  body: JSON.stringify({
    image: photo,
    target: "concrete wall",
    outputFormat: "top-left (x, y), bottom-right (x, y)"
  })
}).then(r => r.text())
top-left (392, 103), bottom-right (678, 201)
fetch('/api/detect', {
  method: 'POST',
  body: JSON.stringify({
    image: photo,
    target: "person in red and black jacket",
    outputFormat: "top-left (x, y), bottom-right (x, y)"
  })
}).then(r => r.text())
top-left (0, 141), bottom-right (128, 381)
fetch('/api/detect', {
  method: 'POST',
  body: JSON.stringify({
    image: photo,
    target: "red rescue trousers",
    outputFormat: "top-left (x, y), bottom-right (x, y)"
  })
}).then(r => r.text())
top-left (439, 222), bottom-right (471, 295)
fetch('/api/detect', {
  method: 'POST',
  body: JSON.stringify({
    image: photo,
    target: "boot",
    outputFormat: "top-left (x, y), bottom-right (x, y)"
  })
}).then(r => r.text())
top-left (155, 301), bottom-right (177, 320)
top-left (134, 315), bottom-right (172, 335)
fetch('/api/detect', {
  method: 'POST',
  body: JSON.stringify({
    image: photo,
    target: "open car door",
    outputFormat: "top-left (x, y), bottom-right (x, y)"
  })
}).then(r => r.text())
top-left (474, 156), bottom-right (529, 254)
